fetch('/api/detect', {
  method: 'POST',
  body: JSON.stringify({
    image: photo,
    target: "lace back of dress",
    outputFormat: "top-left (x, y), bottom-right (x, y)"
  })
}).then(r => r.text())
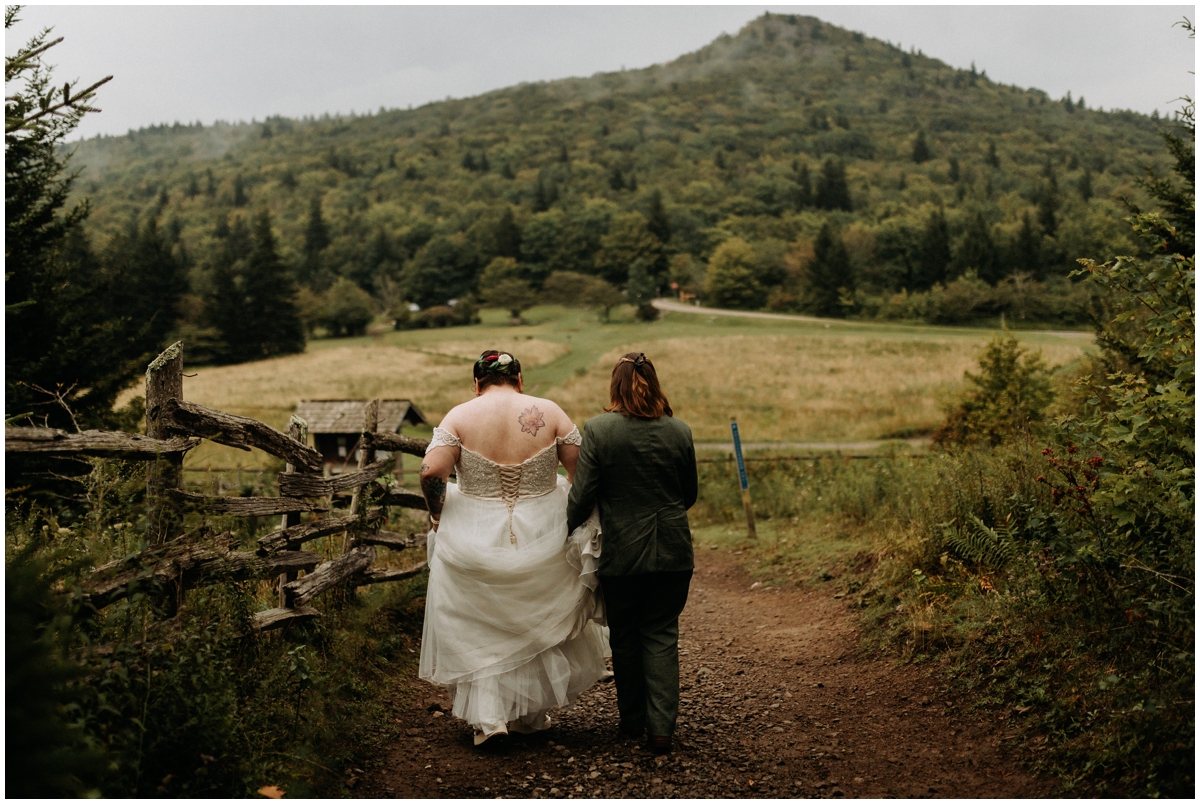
top-left (498, 464), bottom-right (523, 544)
top-left (427, 424), bottom-right (581, 546)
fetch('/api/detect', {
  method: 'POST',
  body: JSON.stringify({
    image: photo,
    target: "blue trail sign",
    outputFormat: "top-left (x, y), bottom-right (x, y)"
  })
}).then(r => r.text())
top-left (730, 418), bottom-right (757, 539)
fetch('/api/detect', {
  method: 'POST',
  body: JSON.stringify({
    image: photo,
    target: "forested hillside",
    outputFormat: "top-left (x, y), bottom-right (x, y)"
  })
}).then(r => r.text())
top-left (65, 13), bottom-right (1169, 356)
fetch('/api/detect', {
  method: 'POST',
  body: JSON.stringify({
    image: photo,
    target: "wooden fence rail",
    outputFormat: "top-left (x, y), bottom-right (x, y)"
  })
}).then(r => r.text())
top-left (6, 341), bottom-right (431, 632)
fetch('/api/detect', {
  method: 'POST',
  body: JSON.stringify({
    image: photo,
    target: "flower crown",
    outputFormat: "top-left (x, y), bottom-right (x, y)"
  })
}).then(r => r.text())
top-left (476, 351), bottom-right (517, 375)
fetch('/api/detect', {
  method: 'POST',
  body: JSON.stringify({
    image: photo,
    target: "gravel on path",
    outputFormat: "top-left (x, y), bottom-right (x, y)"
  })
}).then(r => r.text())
top-left (355, 549), bottom-right (1045, 799)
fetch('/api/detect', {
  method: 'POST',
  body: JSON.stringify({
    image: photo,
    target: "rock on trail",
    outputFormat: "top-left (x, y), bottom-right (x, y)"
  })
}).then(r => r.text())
top-left (356, 550), bottom-right (1045, 798)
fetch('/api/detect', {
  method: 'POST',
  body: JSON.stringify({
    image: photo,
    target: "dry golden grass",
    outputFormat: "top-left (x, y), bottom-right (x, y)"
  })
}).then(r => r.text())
top-left (119, 318), bottom-right (1087, 468)
top-left (175, 346), bottom-right (479, 427)
top-left (404, 337), bottom-right (570, 367)
top-left (548, 334), bottom-right (1086, 442)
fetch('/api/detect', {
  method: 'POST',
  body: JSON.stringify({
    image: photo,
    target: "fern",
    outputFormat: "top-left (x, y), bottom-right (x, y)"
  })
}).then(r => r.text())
top-left (942, 514), bottom-right (1017, 568)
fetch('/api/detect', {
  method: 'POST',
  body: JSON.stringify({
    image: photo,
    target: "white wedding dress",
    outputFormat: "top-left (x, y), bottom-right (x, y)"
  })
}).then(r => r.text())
top-left (418, 425), bottom-right (608, 738)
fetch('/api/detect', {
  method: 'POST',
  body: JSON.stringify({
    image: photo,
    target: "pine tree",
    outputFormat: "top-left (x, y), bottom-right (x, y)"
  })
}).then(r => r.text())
top-left (1011, 211), bottom-right (1044, 279)
top-left (204, 217), bottom-right (253, 363)
top-left (807, 222), bottom-right (853, 317)
top-left (242, 211), bottom-right (305, 358)
top-left (479, 151), bottom-right (490, 172)
top-left (645, 190), bottom-right (671, 244)
top-left (302, 195), bottom-right (331, 283)
top-left (912, 129), bottom-right (932, 163)
top-left (233, 174), bottom-right (248, 207)
top-left (814, 158), bottom-right (852, 211)
top-left (948, 156), bottom-right (960, 182)
top-left (6, 13), bottom-right (184, 429)
top-left (952, 211), bottom-right (1002, 283)
top-left (792, 162), bottom-right (814, 209)
top-left (185, 174), bottom-right (200, 199)
top-left (1037, 178), bottom-right (1060, 238)
top-left (608, 165), bottom-right (625, 191)
top-left (493, 208), bottom-right (522, 259)
top-left (461, 152), bottom-right (477, 172)
top-left (1078, 168), bottom-right (1094, 202)
top-left (915, 209), bottom-right (951, 289)
top-left (986, 141), bottom-right (1000, 168)
top-left (204, 168), bottom-right (216, 197)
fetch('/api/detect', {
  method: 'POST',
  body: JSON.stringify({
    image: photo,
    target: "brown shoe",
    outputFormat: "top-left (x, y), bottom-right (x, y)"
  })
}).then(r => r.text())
top-left (646, 735), bottom-right (671, 755)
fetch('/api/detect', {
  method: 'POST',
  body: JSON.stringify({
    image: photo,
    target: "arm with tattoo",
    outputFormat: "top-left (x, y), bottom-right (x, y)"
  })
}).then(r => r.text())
top-left (420, 467), bottom-right (447, 528)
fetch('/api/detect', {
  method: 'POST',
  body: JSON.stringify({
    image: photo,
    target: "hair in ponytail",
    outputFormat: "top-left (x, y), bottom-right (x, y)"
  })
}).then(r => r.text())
top-left (605, 352), bottom-right (672, 419)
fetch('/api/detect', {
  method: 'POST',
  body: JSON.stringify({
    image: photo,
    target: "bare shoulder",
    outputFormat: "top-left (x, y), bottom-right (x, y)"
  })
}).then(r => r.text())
top-left (436, 399), bottom-right (478, 433)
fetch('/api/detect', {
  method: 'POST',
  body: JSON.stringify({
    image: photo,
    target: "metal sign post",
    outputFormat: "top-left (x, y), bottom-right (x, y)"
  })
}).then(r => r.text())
top-left (730, 417), bottom-right (757, 540)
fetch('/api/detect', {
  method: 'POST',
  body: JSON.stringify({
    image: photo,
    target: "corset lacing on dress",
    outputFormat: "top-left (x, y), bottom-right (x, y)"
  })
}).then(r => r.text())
top-left (427, 425), bottom-right (583, 544)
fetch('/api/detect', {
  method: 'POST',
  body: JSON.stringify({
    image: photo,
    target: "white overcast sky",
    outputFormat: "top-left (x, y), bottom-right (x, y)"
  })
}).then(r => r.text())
top-left (7, 4), bottom-right (1195, 141)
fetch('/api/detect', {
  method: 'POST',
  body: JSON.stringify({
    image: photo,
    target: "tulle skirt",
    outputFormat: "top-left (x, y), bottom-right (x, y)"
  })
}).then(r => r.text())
top-left (418, 476), bottom-right (608, 732)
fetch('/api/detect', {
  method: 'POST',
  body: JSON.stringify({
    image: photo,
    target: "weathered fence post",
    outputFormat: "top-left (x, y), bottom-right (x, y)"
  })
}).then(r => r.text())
top-left (146, 342), bottom-right (184, 546)
top-left (278, 415), bottom-right (308, 607)
top-left (345, 399), bottom-right (379, 553)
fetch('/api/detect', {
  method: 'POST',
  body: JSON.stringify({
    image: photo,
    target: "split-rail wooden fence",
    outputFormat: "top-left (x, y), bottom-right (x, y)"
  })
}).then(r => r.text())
top-left (5, 342), bottom-right (432, 632)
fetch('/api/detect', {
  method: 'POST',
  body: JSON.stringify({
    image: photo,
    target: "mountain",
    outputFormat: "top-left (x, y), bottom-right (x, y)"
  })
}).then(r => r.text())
top-left (63, 12), bottom-right (1170, 322)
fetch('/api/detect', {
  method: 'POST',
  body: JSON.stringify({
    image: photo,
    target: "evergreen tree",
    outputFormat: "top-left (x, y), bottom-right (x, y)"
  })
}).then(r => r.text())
top-left (912, 129), bottom-right (932, 163)
top-left (814, 158), bottom-right (852, 211)
top-left (479, 151), bottom-right (490, 172)
top-left (608, 165), bottom-right (625, 191)
top-left (1078, 168), bottom-right (1094, 201)
top-left (1037, 177), bottom-right (1060, 237)
top-left (204, 168), bottom-right (216, 197)
top-left (1011, 211), bottom-right (1044, 279)
top-left (645, 189), bottom-right (671, 244)
top-left (948, 156), bottom-right (960, 182)
top-left (807, 223), bottom-right (853, 317)
top-left (952, 211), bottom-right (1002, 283)
top-left (204, 217), bottom-right (252, 363)
top-left (792, 162), bottom-right (814, 209)
top-left (493, 208), bottom-right (522, 259)
top-left (301, 195), bottom-right (331, 283)
top-left (185, 174), bottom-right (200, 199)
top-left (233, 174), bottom-right (248, 207)
top-left (986, 141), bottom-right (1000, 168)
top-left (461, 152), bottom-right (477, 172)
top-left (501, 162), bottom-right (515, 180)
top-left (532, 176), bottom-right (551, 212)
top-left (915, 209), bottom-right (951, 289)
top-left (6, 12), bottom-right (183, 429)
top-left (205, 212), bottom-right (305, 362)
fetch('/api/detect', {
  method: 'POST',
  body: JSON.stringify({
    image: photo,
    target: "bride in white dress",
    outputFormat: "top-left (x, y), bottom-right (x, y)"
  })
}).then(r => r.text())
top-left (417, 350), bottom-right (607, 745)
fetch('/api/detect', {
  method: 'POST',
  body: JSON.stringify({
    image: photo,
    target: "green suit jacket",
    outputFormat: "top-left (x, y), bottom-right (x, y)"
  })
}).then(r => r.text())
top-left (567, 412), bottom-right (698, 576)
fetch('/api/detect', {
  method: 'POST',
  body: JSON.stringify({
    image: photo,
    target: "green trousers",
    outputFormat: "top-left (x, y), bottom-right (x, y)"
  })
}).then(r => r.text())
top-left (599, 570), bottom-right (693, 738)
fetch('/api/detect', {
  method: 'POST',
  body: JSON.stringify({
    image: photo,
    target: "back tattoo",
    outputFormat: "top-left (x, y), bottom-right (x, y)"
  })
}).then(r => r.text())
top-left (518, 405), bottom-right (546, 437)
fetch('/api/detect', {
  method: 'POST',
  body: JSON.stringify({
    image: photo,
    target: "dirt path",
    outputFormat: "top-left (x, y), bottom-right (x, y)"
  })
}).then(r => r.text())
top-left (651, 297), bottom-right (1094, 340)
top-left (356, 549), bottom-right (1045, 798)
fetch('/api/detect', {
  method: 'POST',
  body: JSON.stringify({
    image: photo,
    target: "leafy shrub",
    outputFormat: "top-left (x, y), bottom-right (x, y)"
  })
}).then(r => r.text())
top-left (321, 278), bottom-right (375, 337)
top-left (932, 333), bottom-right (1055, 446)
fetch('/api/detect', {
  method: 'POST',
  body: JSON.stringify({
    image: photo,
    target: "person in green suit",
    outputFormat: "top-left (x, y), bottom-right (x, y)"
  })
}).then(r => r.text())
top-left (567, 352), bottom-right (697, 755)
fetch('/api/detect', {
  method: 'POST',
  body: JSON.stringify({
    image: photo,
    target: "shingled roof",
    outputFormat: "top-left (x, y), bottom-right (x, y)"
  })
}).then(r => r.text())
top-left (293, 400), bottom-right (426, 434)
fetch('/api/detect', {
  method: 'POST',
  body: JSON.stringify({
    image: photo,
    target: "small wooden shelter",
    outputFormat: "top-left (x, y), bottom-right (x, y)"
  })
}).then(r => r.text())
top-left (294, 399), bottom-right (426, 475)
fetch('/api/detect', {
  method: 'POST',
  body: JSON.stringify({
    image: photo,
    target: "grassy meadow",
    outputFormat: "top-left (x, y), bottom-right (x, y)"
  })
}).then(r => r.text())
top-left (125, 305), bottom-right (1091, 471)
